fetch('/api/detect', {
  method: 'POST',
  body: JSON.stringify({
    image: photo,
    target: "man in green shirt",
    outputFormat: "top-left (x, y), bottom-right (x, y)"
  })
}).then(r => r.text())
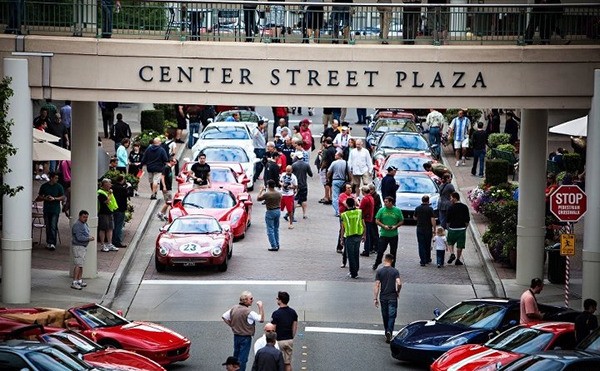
top-left (340, 197), bottom-right (365, 279)
top-left (372, 196), bottom-right (404, 270)
top-left (36, 172), bottom-right (65, 251)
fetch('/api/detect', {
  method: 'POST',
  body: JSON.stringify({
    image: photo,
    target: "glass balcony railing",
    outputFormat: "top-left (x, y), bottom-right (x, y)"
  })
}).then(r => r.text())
top-left (0, 1), bottom-right (598, 45)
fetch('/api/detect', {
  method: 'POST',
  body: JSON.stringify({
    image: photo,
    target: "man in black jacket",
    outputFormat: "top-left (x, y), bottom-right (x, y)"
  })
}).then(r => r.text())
top-left (111, 113), bottom-right (132, 151)
top-left (471, 122), bottom-right (488, 178)
top-left (111, 175), bottom-right (129, 248)
top-left (380, 166), bottom-right (399, 202)
top-left (141, 138), bottom-right (168, 200)
top-left (252, 331), bottom-right (284, 371)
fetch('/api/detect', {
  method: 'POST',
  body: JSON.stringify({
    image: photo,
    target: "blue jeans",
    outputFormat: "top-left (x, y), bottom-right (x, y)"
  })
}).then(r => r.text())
top-left (439, 210), bottom-right (448, 230)
top-left (436, 249), bottom-right (446, 266)
top-left (188, 121), bottom-right (200, 149)
top-left (43, 212), bottom-right (60, 245)
top-left (331, 180), bottom-right (345, 216)
top-left (429, 126), bottom-right (441, 158)
top-left (101, 0), bottom-right (114, 38)
top-left (112, 211), bottom-right (125, 246)
top-left (472, 149), bottom-right (486, 176)
top-left (265, 209), bottom-right (280, 249)
top-left (233, 334), bottom-right (252, 371)
top-left (380, 298), bottom-right (398, 334)
top-left (416, 229), bottom-right (432, 265)
top-left (345, 235), bottom-right (361, 277)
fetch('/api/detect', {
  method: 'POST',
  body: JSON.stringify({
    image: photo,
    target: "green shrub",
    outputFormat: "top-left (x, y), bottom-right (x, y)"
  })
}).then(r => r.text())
top-left (133, 129), bottom-right (165, 150)
top-left (154, 104), bottom-right (177, 122)
top-left (140, 110), bottom-right (165, 132)
top-left (164, 120), bottom-right (178, 130)
top-left (482, 200), bottom-right (518, 258)
top-left (496, 144), bottom-right (516, 154)
top-left (488, 133), bottom-right (511, 149)
top-left (563, 153), bottom-right (582, 174)
top-left (100, 169), bottom-right (139, 191)
top-left (485, 159), bottom-right (509, 186)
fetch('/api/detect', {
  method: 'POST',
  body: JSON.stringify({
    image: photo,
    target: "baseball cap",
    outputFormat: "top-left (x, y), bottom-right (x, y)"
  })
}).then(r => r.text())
top-left (294, 151), bottom-right (304, 160)
top-left (300, 118), bottom-right (311, 125)
top-left (274, 132), bottom-right (281, 137)
top-left (222, 356), bottom-right (240, 366)
top-left (386, 166), bottom-right (397, 171)
top-left (341, 126), bottom-right (349, 131)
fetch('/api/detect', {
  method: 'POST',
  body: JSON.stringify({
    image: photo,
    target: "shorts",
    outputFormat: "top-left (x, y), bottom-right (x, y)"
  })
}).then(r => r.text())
top-left (447, 228), bottom-right (467, 249)
top-left (319, 169), bottom-right (328, 185)
top-left (72, 245), bottom-right (87, 267)
top-left (278, 339), bottom-right (294, 364)
top-left (98, 214), bottom-right (114, 231)
top-left (177, 116), bottom-right (187, 130)
top-left (149, 172), bottom-right (162, 184)
top-left (281, 195), bottom-right (294, 214)
top-left (306, 9), bottom-right (324, 30)
top-left (296, 188), bottom-right (308, 203)
top-left (454, 138), bottom-right (469, 149)
top-left (162, 190), bottom-right (173, 204)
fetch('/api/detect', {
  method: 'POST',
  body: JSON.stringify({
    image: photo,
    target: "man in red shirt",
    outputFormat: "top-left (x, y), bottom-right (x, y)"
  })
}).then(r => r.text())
top-left (520, 277), bottom-right (544, 324)
top-left (359, 185), bottom-right (378, 256)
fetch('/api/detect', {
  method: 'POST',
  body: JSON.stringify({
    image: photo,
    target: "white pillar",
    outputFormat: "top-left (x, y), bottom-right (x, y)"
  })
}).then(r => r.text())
top-left (582, 70), bottom-right (600, 306)
top-left (516, 109), bottom-right (548, 285)
top-left (71, 101), bottom-right (99, 278)
top-left (449, 0), bottom-right (468, 37)
top-left (1, 58), bottom-right (33, 303)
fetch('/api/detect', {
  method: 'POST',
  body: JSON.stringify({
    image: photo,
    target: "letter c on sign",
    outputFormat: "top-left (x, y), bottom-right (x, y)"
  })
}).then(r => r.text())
top-left (139, 65), bottom-right (153, 82)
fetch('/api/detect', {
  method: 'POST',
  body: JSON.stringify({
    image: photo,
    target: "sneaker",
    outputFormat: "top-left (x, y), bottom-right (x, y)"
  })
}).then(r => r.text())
top-left (35, 174), bottom-right (42, 180)
top-left (455, 260), bottom-right (464, 266)
top-left (41, 174), bottom-right (50, 181)
top-left (101, 245), bottom-right (110, 252)
top-left (107, 244), bottom-right (119, 252)
top-left (156, 212), bottom-right (165, 221)
top-left (385, 331), bottom-right (392, 343)
top-left (47, 244), bottom-right (56, 251)
top-left (283, 213), bottom-right (289, 221)
top-left (437, 264), bottom-right (441, 268)
top-left (462, 157), bottom-right (466, 165)
top-left (71, 282), bottom-right (82, 290)
top-left (372, 264), bottom-right (378, 271)
top-left (352, 275), bottom-right (359, 279)
top-left (78, 281), bottom-right (87, 287)
top-left (150, 193), bottom-right (157, 200)
top-left (360, 252), bottom-right (370, 257)
top-left (455, 160), bottom-right (460, 167)
top-left (447, 253), bottom-right (456, 264)
top-left (288, 225), bottom-right (294, 229)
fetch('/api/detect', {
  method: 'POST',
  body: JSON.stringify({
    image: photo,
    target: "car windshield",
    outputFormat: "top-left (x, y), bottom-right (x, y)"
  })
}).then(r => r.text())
top-left (387, 157), bottom-right (431, 172)
top-left (201, 147), bottom-right (249, 163)
top-left (503, 357), bottom-right (566, 371)
top-left (395, 175), bottom-right (438, 193)
top-left (373, 119), bottom-right (417, 133)
top-left (378, 134), bottom-right (429, 151)
top-left (201, 126), bottom-right (250, 140)
top-left (578, 329), bottom-right (600, 353)
top-left (437, 302), bottom-right (506, 329)
top-left (215, 110), bottom-right (260, 123)
top-left (72, 304), bottom-right (129, 329)
top-left (211, 168), bottom-right (237, 183)
top-left (183, 191), bottom-right (236, 209)
top-left (27, 347), bottom-right (90, 370)
top-left (169, 217), bottom-right (222, 234)
top-left (41, 331), bottom-right (101, 354)
top-left (486, 326), bottom-right (554, 353)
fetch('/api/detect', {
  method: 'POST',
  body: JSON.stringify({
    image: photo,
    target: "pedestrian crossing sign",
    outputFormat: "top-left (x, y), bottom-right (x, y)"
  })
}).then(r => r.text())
top-left (560, 234), bottom-right (575, 256)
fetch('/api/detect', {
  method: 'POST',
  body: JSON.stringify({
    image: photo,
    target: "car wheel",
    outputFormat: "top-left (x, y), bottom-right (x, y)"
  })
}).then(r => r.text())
top-left (228, 244), bottom-right (233, 259)
top-left (155, 255), bottom-right (166, 272)
top-left (218, 255), bottom-right (228, 272)
top-left (98, 339), bottom-right (121, 349)
top-left (248, 184), bottom-right (254, 191)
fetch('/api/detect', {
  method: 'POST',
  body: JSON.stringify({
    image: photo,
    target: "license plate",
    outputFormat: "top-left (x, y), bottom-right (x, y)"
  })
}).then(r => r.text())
top-left (183, 262), bottom-right (196, 267)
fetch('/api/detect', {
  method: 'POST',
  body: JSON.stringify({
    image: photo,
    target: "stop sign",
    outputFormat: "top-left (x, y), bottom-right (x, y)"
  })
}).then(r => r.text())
top-left (550, 185), bottom-right (587, 222)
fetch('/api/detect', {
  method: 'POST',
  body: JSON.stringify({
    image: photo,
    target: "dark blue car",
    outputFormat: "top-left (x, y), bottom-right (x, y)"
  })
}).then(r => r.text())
top-left (390, 298), bottom-right (581, 365)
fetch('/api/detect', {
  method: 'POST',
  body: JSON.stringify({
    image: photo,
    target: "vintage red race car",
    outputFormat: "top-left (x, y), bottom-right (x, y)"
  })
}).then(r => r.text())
top-left (169, 188), bottom-right (252, 239)
top-left (0, 304), bottom-right (191, 366)
top-left (176, 161), bottom-right (251, 197)
top-left (155, 215), bottom-right (233, 272)
top-left (431, 322), bottom-right (576, 371)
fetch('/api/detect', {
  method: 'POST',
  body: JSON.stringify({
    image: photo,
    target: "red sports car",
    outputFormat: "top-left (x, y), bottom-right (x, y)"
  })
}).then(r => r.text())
top-left (155, 215), bottom-right (233, 272)
top-left (0, 304), bottom-right (191, 366)
top-left (169, 188), bottom-right (252, 239)
top-left (431, 322), bottom-right (576, 371)
top-left (176, 161), bottom-right (250, 197)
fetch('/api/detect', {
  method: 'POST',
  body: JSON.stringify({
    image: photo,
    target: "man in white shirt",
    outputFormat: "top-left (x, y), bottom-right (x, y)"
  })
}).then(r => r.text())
top-left (333, 125), bottom-right (351, 151)
top-left (448, 110), bottom-right (471, 167)
top-left (425, 108), bottom-right (445, 159)
top-left (253, 323), bottom-right (280, 355)
top-left (348, 139), bottom-right (373, 192)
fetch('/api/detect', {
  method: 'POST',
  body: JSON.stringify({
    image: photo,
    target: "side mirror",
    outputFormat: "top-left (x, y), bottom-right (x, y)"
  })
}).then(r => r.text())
top-left (433, 308), bottom-right (441, 317)
top-left (244, 200), bottom-right (253, 207)
top-left (241, 177), bottom-right (250, 184)
top-left (64, 319), bottom-right (81, 330)
top-left (116, 310), bottom-right (123, 317)
top-left (159, 226), bottom-right (167, 232)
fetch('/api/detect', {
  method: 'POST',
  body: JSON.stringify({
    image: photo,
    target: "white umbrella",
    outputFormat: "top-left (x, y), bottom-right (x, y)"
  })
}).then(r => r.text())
top-left (32, 141), bottom-right (71, 161)
top-left (32, 128), bottom-right (60, 142)
top-left (549, 116), bottom-right (587, 137)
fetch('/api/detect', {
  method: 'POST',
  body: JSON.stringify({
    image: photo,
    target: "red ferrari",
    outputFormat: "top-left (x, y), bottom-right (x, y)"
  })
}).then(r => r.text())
top-left (155, 215), bottom-right (233, 272)
top-left (169, 188), bottom-right (252, 239)
top-left (0, 304), bottom-right (191, 366)
top-left (431, 322), bottom-right (576, 371)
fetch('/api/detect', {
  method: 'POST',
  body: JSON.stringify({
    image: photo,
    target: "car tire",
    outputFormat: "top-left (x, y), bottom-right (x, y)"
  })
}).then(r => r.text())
top-left (227, 244), bottom-right (233, 259)
top-left (155, 256), bottom-right (166, 273)
top-left (218, 255), bottom-right (228, 272)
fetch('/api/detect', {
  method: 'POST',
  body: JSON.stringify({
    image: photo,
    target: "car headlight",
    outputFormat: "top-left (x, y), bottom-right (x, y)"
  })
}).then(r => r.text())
top-left (158, 246), bottom-right (169, 257)
top-left (211, 246), bottom-right (223, 257)
top-left (394, 327), bottom-right (411, 341)
top-left (442, 336), bottom-right (469, 347)
top-left (231, 213), bottom-right (242, 224)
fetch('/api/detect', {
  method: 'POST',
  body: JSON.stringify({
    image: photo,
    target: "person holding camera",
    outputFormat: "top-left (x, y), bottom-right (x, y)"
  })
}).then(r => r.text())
top-left (279, 166), bottom-right (298, 229)
top-left (257, 180), bottom-right (283, 251)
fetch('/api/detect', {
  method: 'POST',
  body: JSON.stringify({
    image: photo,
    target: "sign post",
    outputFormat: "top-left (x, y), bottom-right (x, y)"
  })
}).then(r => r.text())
top-left (550, 185), bottom-right (587, 308)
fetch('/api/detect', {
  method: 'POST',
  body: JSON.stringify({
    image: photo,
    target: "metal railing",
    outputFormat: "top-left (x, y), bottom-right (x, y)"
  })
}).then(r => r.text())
top-left (0, 1), bottom-right (598, 45)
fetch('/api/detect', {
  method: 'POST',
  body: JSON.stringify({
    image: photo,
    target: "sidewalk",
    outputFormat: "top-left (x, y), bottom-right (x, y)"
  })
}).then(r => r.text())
top-left (443, 133), bottom-right (584, 309)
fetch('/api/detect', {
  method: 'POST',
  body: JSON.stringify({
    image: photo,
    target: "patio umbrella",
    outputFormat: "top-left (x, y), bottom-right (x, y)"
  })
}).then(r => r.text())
top-left (549, 116), bottom-right (587, 137)
top-left (32, 128), bottom-right (60, 142)
top-left (32, 141), bottom-right (71, 161)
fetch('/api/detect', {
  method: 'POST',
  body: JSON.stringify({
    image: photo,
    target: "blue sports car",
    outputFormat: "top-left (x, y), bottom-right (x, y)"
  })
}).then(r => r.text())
top-left (390, 298), bottom-right (581, 366)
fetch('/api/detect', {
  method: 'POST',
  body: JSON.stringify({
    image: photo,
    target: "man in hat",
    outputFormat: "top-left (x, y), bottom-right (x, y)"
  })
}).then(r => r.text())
top-left (222, 356), bottom-right (241, 370)
top-left (380, 166), bottom-right (399, 203)
top-left (332, 125), bottom-right (351, 153)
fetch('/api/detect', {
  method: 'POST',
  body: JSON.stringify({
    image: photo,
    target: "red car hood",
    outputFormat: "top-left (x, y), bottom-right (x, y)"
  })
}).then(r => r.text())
top-left (84, 348), bottom-right (165, 371)
top-left (211, 182), bottom-right (245, 195)
top-left (181, 207), bottom-right (232, 221)
top-left (432, 344), bottom-right (520, 371)
top-left (98, 321), bottom-right (189, 349)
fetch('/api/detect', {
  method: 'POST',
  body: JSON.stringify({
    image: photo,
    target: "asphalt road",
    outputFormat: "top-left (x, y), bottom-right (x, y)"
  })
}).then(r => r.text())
top-left (112, 106), bottom-right (490, 370)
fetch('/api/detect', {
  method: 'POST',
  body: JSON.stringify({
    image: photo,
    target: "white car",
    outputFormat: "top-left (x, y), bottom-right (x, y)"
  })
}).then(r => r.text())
top-left (191, 144), bottom-right (258, 191)
top-left (192, 121), bottom-right (255, 159)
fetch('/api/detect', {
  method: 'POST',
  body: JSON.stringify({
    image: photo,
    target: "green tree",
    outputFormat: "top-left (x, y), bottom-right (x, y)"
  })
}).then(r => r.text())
top-left (0, 77), bottom-right (24, 197)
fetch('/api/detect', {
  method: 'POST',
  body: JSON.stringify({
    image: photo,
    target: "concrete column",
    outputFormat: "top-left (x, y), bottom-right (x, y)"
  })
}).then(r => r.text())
top-left (516, 109), bottom-right (548, 285)
top-left (71, 101), bottom-right (99, 278)
top-left (582, 70), bottom-right (600, 306)
top-left (1, 58), bottom-right (33, 303)
top-left (449, 0), bottom-right (468, 38)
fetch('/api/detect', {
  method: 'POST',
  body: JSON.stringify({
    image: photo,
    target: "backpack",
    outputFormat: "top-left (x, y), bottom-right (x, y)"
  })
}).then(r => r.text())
top-left (161, 139), bottom-right (174, 158)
